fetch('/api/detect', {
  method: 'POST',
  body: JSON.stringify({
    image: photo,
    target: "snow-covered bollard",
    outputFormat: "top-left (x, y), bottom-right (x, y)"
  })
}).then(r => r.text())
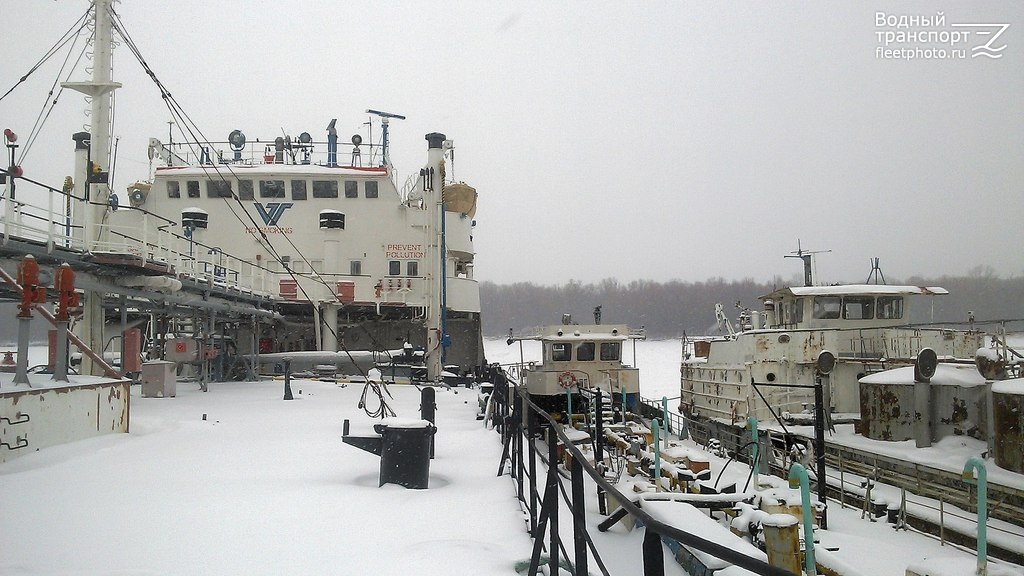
top-left (342, 417), bottom-right (437, 489)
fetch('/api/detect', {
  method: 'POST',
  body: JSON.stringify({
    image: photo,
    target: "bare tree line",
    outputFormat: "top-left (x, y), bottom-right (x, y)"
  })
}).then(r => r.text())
top-left (481, 270), bottom-right (1024, 339)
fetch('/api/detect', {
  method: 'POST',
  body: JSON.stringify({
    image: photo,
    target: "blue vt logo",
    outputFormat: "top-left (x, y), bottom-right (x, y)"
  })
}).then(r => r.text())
top-left (254, 202), bottom-right (293, 226)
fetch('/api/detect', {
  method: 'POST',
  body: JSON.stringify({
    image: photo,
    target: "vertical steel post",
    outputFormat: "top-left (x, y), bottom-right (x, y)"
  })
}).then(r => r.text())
top-left (421, 387), bottom-right (436, 459)
top-left (570, 455), bottom-right (588, 576)
top-left (283, 357), bottom-right (293, 400)
top-left (662, 396), bottom-right (669, 446)
top-left (748, 416), bottom-right (759, 490)
top-left (595, 388), bottom-right (606, 514)
top-left (119, 294), bottom-right (127, 377)
top-left (547, 429), bottom-right (559, 576)
top-left (642, 526), bottom-right (665, 576)
top-left (514, 392), bottom-right (524, 505)
top-left (653, 418), bottom-right (661, 491)
top-left (566, 386), bottom-right (572, 426)
top-left (814, 375), bottom-right (828, 529)
top-left (528, 413), bottom-right (538, 535)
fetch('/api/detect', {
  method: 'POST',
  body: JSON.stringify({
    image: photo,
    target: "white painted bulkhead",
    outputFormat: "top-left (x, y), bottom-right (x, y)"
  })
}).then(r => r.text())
top-left (0, 378), bottom-right (131, 464)
top-left (105, 163), bottom-right (478, 313)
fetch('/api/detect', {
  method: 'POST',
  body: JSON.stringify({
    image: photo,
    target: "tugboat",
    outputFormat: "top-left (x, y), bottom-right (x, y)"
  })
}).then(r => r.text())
top-left (508, 310), bottom-right (646, 428)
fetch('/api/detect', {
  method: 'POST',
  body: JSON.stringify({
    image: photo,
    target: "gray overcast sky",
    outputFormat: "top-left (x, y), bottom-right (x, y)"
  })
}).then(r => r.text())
top-left (2, 1), bottom-right (1021, 286)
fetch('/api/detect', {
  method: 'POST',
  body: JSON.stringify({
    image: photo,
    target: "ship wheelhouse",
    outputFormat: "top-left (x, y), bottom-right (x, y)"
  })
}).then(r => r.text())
top-left (520, 324), bottom-right (645, 422)
top-left (764, 285), bottom-right (941, 331)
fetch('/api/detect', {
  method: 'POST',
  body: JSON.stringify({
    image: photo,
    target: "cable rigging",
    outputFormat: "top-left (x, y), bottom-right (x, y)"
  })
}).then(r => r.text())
top-left (106, 4), bottom-right (399, 417)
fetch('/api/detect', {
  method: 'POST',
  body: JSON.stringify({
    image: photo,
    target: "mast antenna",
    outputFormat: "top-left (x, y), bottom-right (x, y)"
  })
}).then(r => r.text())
top-left (365, 109), bottom-right (406, 167)
top-left (784, 240), bottom-right (831, 286)
top-left (866, 257), bottom-right (886, 285)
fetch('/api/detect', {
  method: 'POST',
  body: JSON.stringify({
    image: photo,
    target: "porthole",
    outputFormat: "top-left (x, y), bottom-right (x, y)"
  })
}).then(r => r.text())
top-left (778, 333), bottom-right (791, 344)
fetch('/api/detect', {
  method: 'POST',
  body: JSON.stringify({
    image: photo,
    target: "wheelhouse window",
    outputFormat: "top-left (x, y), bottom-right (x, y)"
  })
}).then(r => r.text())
top-left (577, 342), bottom-right (595, 361)
top-left (291, 180), bottom-right (307, 200)
top-left (259, 180), bottom-right (285, 198)
top-left (313, 180), bottom-right (338, 198)
top-left (812, 296), bottom-right (841, 319)
top-left (781, 298), bottom-right (804, 325)
top-left (388, 260), bottom-right (401, 276)
top-left (344, 180), bottom-right (358, 198)
top-left (877, 296), bottom-right (904, 319)
top-left (600, 342), bottom-right (621, 361)
top-left (407, 261), bottom-right (418, 276)
top-left (207, 180), bottom-right (232, 198)
top-left (551, 343), bottom-right (572, 362)
top-left (186, 180), bottom-right (200, 198)
top-left (350, 260), bottom-right (362, 276)
top-left (843, 296), bottom-right (875, 320)
top-left (365, 180), bottom-right (379, 198)
top-left (167, 180), bottom-right (181, 198)
top-left (238, 179), bottom-right (254, 200)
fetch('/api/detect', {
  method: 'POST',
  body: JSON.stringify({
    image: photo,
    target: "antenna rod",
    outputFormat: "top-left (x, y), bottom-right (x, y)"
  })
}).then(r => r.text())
top-left (784, 241), bottom-right (831, 286)
top-left (366, 109), bottom-right (405, 167)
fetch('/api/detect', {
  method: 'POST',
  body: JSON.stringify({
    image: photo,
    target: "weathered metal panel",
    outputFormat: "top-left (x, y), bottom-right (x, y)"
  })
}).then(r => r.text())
top-left (0, 379), bottom-right (130, 464)
top-left (860, 380), bottom-right (987, 443)
top-left (993, 390), bottom-right (1023, 474)
top-left (860, 382), bottom-right (913, 441)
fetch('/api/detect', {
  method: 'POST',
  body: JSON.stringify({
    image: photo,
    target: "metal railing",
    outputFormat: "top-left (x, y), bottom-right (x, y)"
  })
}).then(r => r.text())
top-left (1, 186), bottom-right (276, 297)
top-left (493, 380), bottom-right (797, 576)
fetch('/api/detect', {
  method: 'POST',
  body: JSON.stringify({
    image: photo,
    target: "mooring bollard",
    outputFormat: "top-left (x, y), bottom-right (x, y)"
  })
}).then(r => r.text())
top-left (342, 417), bottom-right (437, 489)
top-left (283, 357), bottom-right (294, 400)
top-left (421, 387), bottom-right (436, 459)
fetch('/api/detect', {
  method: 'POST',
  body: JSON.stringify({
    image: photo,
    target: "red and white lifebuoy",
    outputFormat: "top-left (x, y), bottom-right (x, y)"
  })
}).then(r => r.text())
top-left (557, 371), bottom-right (577, 389)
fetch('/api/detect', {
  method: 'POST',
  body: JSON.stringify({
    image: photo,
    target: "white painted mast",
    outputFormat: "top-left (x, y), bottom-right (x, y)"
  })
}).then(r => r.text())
top-left (61, 0), bottom-right (120, 375)
top-left (424, 133), bottom-right (446, 382)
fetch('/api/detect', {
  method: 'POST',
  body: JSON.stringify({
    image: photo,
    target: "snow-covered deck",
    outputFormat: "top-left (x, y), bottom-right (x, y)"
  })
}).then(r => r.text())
top-left (0, 378), bottom-right (529, 574)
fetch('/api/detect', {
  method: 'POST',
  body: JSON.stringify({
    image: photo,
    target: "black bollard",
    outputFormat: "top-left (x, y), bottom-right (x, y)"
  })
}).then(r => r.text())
top-left (283, 357), bottom-right (294, 400)
top-left (421, 387), bottom-right (436, 458)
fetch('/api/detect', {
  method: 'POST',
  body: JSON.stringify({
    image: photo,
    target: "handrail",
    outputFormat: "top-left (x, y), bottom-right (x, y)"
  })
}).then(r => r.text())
top-left (499, 381), bottom-right (798, 576)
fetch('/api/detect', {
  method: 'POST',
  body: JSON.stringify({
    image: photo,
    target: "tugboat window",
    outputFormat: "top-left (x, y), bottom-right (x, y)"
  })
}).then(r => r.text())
top-left (843, 295), bottom-right (875, 320)
top-left (365, 180), bottom-right (379, 198)
top-left (259, 180), bottom-right (286, 198)
top-left (312, 180), bottom-right (338, 198)
top-left (167, 180), bottom-right (180, 198)
top-left (552, 343), bottom-right (572, 362)
top-left (207, 180), bottom-right (232, 198)
top-left (407, 261), bottom-right (418, 276)
top-left (876, 296), bottom-right (904, 319)
top-left (388, 260), bottom-right (401, 276)
top-left (291, 179), bottom-right (307, 200)
top-left (186, 180), bottom-right (200, 198)
top-left (350, 261), bottom-right (362, 275)
top-left (577, 342), bottom-right (596, 361)
top-left (344, 180), bottom-right (358, 198)
top-left (812, 296), bottom-right (842, 319)
top-left (238, 179), bottom-right (254, 200)
top-left (600, 342), bottom-right (620, 361)
top-left (785, 298), bottom-right (804, 325)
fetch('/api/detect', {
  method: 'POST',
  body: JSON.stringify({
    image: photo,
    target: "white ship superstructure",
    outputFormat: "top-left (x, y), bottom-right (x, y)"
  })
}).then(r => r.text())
top-left (104, 127), bottom-right (483, 376)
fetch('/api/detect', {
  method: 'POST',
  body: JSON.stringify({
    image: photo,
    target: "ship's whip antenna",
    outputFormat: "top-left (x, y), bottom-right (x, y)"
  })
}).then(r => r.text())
top-left (366, 109), bottom-right (405, 167)
top-left (785, 240), bottom-right (831, 286)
